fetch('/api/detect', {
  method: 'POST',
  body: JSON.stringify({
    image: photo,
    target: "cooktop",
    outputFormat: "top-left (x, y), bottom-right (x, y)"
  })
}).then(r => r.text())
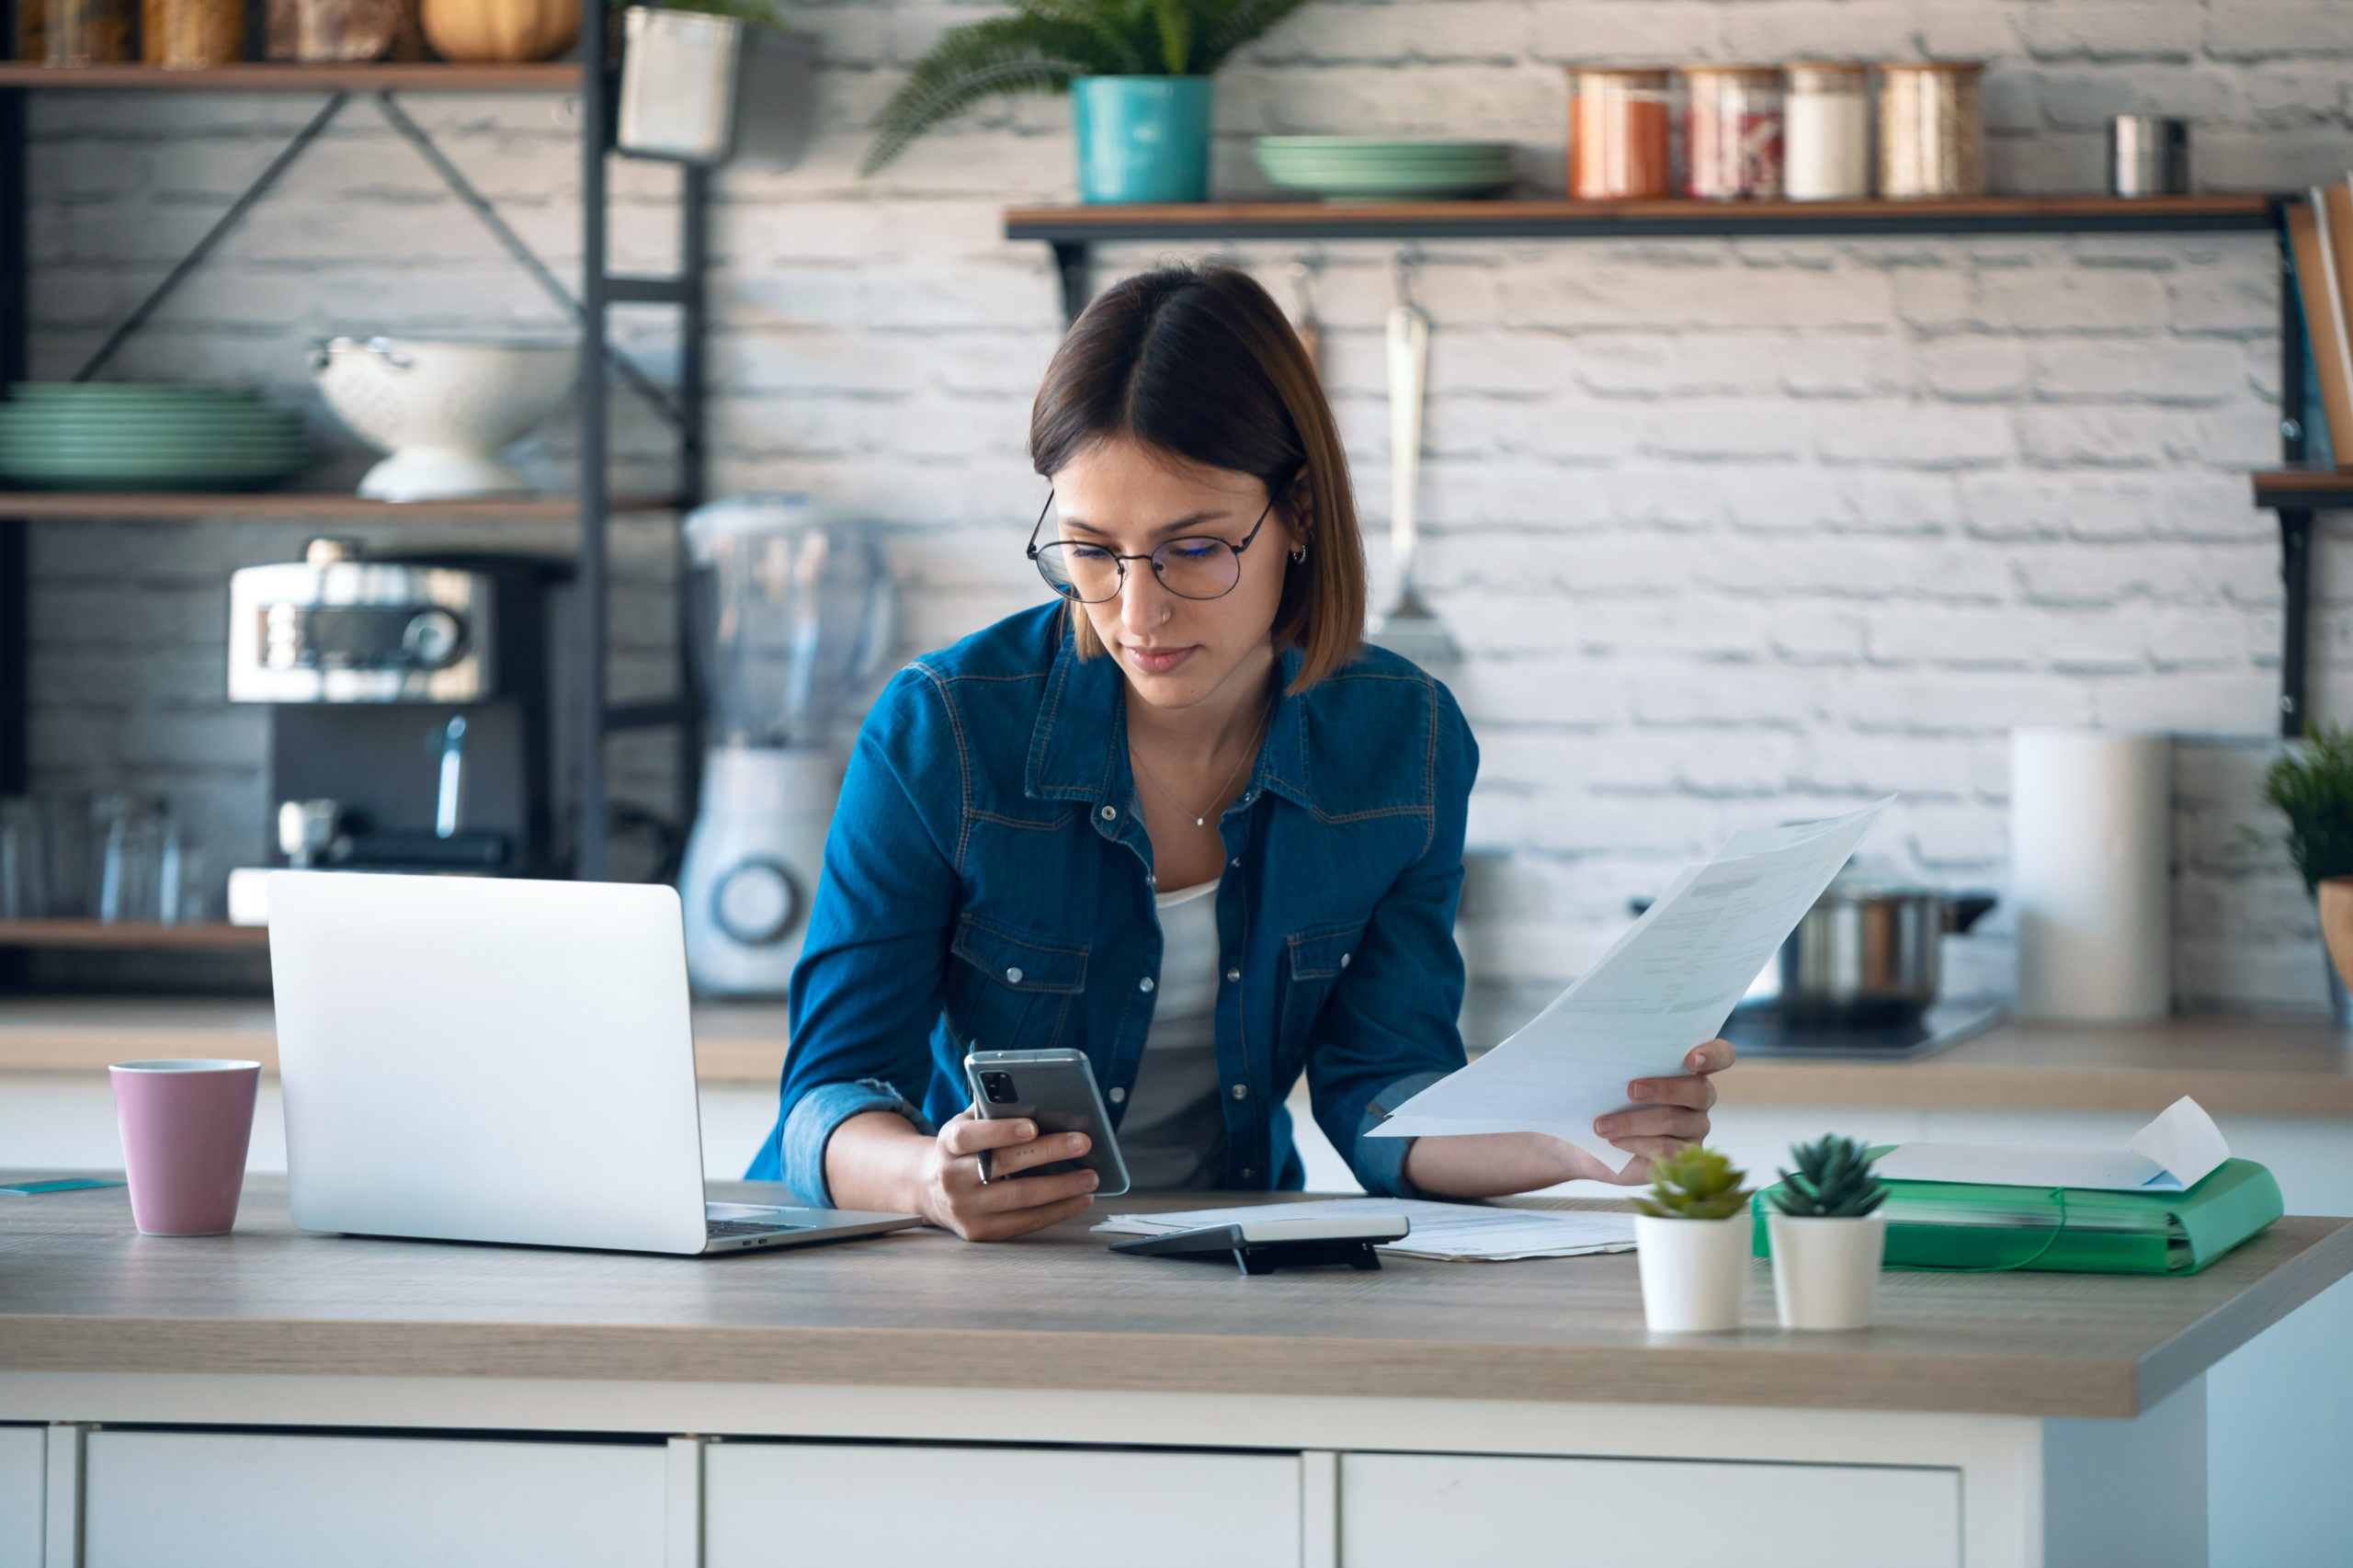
top-left (1718, 999), bottom-right (2007, 1062)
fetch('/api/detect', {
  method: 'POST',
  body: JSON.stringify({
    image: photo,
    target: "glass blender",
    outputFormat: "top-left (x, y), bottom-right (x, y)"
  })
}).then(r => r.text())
top-left (677, 495), bottom-right (893, 994)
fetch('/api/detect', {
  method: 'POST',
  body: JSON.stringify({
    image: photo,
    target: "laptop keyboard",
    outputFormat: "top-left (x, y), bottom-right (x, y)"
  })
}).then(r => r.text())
top-left (707, 1218), bottom-right (809, 1238)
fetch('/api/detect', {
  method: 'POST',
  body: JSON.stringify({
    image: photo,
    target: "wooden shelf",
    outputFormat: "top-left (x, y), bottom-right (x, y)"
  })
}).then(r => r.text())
top-left (0, 492), bottom-right (677, 519)
top-left (0, 920), bottom-right (267, 950)
top-left (1006, 193), bottom-right (2283, 244)
top-left (0, 62), bottom-right (581, 92)
top-left (2253, 470), bottom-right (2353, 511)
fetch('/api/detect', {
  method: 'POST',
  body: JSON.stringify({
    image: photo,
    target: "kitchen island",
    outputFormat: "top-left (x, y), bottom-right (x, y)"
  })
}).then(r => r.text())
top-left (3, 1176), bottom-right (2347, 1568)
top-left (6, 1003), bottom-right (2353, 1564)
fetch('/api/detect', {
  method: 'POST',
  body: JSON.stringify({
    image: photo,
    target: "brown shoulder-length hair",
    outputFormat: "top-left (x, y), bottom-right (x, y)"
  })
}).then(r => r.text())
top-left (1029, 263), bottom-right (1365, 692)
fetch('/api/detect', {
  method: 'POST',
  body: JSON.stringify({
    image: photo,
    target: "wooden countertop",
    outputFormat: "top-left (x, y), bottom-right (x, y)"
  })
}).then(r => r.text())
top-left (3, 1001), bottom-right (2349, 1118)
top-left (1724, 1015), bottom-right (2353, 1117)
top-left (0, 997), bottom-right (792, 1086)
top-left (3, 1178), bottom-right (2345, 1420)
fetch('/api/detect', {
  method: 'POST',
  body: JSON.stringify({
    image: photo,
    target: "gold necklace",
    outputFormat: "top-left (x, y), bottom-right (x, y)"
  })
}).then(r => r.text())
top-left (1131, 701), bottom-right (1270, 829)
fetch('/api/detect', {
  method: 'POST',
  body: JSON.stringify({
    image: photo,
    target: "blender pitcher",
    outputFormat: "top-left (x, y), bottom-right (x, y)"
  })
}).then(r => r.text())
top-left (677, 495), bottom-right (893, 995)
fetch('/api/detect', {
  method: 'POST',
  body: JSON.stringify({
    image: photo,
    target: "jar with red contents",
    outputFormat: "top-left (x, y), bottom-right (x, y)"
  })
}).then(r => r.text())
top-left (1682, 65), bottom-right (1785, 199)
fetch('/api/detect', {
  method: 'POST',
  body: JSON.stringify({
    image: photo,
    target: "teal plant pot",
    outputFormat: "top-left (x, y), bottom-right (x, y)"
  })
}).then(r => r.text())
top-left (1071, 75), bottom-right (1212, 204)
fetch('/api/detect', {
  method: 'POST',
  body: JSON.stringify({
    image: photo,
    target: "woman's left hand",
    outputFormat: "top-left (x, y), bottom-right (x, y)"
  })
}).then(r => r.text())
top-left (1587, 1037), bottom-right (1735, 1185)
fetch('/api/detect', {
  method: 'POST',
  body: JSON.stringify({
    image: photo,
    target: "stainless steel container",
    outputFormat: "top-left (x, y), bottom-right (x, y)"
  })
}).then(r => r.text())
top-left (620, 6), bottom-right (745, 165)
top-left (2109, 115), bottom-right (2189, 199)
top-left (1776, 884), bottom-right (1997, 1025)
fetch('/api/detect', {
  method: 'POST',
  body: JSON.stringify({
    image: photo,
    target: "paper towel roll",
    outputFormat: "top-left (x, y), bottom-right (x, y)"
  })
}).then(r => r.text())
top-left (2011, 729), bottom-right (2171, 1020)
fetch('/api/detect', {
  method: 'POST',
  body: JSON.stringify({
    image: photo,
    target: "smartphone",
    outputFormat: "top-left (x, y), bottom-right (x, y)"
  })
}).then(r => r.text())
top-left (962, 1048), bottom-right (1131, 1198)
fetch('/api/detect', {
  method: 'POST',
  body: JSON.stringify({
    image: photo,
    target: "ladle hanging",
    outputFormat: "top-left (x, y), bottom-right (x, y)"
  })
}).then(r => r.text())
top-left (1369, 249), bottom-right (1459, 670)
top-left (1288, 257), bottom-right (1324, 381)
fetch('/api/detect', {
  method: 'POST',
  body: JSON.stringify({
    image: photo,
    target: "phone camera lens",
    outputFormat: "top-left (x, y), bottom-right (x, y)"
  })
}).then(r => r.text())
top-left (981, 1071), bottom-right (1018, 1105)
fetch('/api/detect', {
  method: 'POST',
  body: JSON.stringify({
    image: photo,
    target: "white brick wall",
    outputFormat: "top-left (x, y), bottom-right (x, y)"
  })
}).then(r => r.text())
top-left (26, 0), bottom-right (2353, 1009)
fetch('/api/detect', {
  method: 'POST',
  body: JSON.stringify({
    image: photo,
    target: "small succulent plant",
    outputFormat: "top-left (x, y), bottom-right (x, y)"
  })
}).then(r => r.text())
top-left (1768, 1134), bottom-right (1887, 1219)
top-left (1631, 1144), bottom-right (1756, 1221)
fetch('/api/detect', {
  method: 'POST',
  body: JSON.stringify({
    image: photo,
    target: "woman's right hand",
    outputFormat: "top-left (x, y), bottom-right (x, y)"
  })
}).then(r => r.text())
top-left (912, 1108), bottom-right (1099, 1241)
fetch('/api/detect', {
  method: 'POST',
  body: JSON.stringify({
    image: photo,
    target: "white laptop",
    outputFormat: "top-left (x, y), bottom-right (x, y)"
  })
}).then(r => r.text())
top-left (268, 870), bottom-right (921, 1256)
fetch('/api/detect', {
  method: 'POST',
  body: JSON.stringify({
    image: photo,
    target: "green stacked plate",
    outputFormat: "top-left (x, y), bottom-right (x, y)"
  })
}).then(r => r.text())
top-left (1254, 138), bottom-right (1516, 202)
top-left (0, 383), bottom-right (309, 492)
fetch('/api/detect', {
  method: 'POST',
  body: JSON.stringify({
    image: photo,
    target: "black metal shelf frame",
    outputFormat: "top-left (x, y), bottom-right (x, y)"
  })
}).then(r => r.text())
top-left (0, 4), bottom-right (710, 883)
top-left (1015, 196), bottom-right (2315, 736)
top-left (2274, 233), bottom-right (2314, 739)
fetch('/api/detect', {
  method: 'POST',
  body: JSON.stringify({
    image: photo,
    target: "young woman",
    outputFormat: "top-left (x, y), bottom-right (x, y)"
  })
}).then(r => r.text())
top-left (746, 264), bottom-right (1733, 1239)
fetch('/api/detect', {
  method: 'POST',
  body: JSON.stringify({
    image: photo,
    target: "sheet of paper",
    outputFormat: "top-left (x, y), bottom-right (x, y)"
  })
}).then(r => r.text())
top-left (1365, 798), bottom-right (1893, 1170)
top-left (1873, 1096), bottom-right (2231, 1192)
top-left (1092, 1197), bottom-right (1634, 1262)
top-left (2126, 1096), bottom-right (2232, 1188)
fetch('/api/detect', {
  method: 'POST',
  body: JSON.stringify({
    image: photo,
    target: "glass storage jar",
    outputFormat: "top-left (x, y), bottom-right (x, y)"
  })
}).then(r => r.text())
top-left (1683, 65), bottom-right (1783, 200)
top-left (1784, 62), bottom-right (1870, 200)
top-left (16, 0), bottom-right (44, 66)
top-left (1567, 66), bottom-right (1672, 200)
top-left (266, 0), bottom-right (413, 62)
top-left (1879, 61), bottom-right (1985, 199)
top-left (144, 0), bottom-right (242, 65)
top-left (44, 0), bottom-right (133, 62)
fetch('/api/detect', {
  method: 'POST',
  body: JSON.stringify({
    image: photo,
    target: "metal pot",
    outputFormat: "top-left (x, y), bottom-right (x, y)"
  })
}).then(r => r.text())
top-left (1774, 883), bottom-right (1997, 1025)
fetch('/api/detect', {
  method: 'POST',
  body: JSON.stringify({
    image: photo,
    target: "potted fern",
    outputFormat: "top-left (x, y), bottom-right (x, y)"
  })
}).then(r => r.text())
top-left (1764, 1135), bottom-right (1888, 1331)
top-left (2261, 724), bottom-right (2353, 1024)
top-left (1631, 1145), bottom-right (1756, 1334)
top-left (862, 0), bottom-right (1315, 203)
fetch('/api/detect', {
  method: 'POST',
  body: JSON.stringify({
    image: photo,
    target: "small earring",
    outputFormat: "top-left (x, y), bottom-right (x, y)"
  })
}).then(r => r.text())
top-left (1290, 543), bottom-right (1308, 562)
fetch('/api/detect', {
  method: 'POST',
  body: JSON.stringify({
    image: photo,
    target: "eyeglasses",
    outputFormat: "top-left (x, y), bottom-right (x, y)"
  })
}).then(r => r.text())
top-left (1025, 490), bottom-right (1279, 605)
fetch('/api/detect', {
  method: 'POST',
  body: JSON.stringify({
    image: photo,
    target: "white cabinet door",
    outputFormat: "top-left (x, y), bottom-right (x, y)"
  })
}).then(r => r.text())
top-left (1339, 1452), bottom-right (1960, 1568)
top-left (0, 1426), bottom-right (40, 1568)
top-left (83, 1430), bottom-right (668, 1568)
top-left (706, 1443), bottom-right (1300, 1568)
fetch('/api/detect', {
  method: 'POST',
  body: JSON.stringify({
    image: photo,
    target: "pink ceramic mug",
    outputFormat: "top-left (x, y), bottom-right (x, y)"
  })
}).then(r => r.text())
top-left (109, 1059), bottom-right (261, 1236)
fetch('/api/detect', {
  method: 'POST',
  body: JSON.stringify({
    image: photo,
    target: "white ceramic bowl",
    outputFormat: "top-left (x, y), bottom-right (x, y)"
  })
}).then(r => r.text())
top-left (313, 336), bottom-right (577, 502)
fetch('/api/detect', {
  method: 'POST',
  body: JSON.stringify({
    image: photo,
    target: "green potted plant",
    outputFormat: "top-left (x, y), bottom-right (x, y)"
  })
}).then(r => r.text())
top-left (863, 0), bottom-right (1316, 203)
top-left (1631, 1144), bottom-right (1756, 1333)
top-left (1765, 1135), bottom-right (1888, 1331)
top-left (2262, 724), bottom-right (2353, 1023)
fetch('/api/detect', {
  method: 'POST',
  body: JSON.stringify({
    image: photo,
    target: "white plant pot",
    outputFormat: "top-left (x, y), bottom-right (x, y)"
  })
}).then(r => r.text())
top-left (1768, 1211), bottom-right (1887, 1331)
top-left (1633, 1212), bottom-right (1751, 1333)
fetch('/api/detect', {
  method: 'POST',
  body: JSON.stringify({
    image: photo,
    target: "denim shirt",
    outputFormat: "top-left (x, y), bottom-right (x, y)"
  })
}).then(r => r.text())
top-left (745, 602), bottom-right (1478, 1205)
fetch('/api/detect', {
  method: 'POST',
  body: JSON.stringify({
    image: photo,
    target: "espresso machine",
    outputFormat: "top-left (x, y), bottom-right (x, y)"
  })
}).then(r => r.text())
top-left (224, 539), bottom-right (564, 921)
top-left (677, 494), bottom-right (892, 995)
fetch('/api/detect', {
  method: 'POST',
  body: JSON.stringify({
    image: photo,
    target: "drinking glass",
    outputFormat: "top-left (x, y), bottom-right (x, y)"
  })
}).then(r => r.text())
top-left (42, 792), bottom-right (90, 918)
top-left (158, 819), bottom-right (209, 924)
top-left (90, 792), bottom-right (165, 925)
top-left (0, 797), bottom-right (46, 919)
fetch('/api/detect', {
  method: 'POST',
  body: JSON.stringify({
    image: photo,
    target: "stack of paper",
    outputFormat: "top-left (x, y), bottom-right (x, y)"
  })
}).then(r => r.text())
top-left (1094, 1197), bottom-right (1634, 1262)
top-left (1367, 799), bottom-right (1892, 1168)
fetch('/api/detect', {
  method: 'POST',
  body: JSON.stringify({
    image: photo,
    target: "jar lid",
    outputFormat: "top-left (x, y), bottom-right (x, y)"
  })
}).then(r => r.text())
top-left (1881, 59), bottom-right (1985, 74)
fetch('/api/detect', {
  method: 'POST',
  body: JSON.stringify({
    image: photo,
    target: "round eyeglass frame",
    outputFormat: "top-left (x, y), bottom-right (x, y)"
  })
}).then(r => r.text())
top-left (1025, 489), bottom-right (1279, 605)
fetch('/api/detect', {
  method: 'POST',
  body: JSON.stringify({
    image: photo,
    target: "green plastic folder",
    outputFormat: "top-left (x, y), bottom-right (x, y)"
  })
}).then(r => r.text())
top-left (1748, 1157), bottom-right (2283, 1276)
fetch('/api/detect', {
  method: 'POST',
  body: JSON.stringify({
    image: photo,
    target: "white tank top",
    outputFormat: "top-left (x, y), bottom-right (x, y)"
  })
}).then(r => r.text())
top-left (1117, 878), bottom-right (1226, 1188)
